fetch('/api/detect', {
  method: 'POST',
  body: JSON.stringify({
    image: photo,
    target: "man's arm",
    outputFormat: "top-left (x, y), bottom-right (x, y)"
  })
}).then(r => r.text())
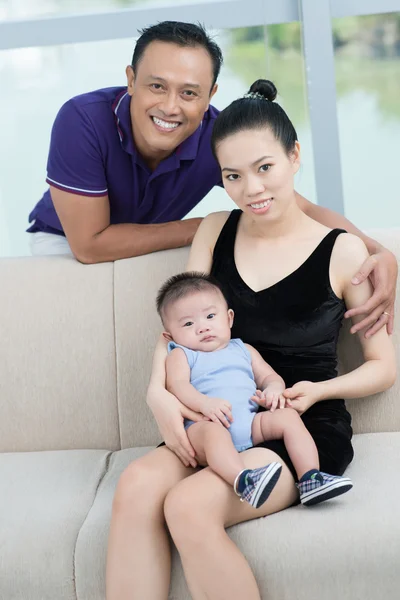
top-left (296, 192), bottom-right (398, 336)
top-left (296, 192), bottom-right (381, 254)
top-left (51, 186), bottom-right (202, 264)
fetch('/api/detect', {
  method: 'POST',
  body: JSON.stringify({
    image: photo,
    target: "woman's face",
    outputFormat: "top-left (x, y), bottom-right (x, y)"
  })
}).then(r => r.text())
top-left (216, 128), bottom-right (300, 220)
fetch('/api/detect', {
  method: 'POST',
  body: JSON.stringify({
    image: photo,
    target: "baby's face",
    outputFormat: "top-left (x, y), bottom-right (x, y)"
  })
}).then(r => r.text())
top-left (164, 289), bottom-right (233, 352)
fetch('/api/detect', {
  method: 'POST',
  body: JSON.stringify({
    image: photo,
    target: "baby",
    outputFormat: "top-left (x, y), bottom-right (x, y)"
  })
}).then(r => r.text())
top-left (157, 272), bottom-right (352, 508)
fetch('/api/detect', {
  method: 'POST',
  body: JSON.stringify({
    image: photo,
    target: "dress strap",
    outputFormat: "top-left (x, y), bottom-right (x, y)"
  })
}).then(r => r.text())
top-left (212, 210), bottom-right (241, 258)
top-left (306, 228), bottom-right (347, 288)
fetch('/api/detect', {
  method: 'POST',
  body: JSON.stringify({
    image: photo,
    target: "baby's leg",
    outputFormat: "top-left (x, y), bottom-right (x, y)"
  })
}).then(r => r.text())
top-left (188, 422), bottom-right (282, 509)
top-left (252, 409), bottom-right (319, 480)
top-left (187, 421), bottom-right (247, 485)
top-left (252, 411), bottom-right (353, 506)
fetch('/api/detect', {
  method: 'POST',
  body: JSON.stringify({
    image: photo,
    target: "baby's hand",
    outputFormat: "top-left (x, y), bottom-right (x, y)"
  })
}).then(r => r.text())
top-left (202, 397), bottom-right (233, 428)
top-left (251, 387), bottom-right (290, 412)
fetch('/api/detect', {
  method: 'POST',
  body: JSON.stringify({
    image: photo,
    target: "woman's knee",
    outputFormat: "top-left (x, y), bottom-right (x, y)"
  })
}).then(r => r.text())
top-left (164, 480), bottom-right (213, 547)
top-left (112, 455), bottom-right (170, 518)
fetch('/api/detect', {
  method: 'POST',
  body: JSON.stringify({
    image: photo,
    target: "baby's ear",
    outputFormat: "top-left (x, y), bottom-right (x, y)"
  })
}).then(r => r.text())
top-left (162, 331), bottom-right (173, 342)
top-left (228, 308), bottom-right (234, 328)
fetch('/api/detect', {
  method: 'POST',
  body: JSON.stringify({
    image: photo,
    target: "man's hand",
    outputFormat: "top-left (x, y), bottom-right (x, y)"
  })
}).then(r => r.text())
top-left (345, 248), bottom-right (397, 338)
top-left (251, 387), bottom-right (290, 412)
top-left (202, 398), bottom-right (233, 428)
top-left (283, 381), bottom-right (324, 415)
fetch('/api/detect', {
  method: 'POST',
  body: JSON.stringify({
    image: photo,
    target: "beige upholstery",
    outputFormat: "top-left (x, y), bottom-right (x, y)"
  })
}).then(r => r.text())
top-left (0, 228), bottom-right (399, 599)
top-left (0, 258), bottom-right (120, 452)
top-left (0, 449), bottom-right (110, 600)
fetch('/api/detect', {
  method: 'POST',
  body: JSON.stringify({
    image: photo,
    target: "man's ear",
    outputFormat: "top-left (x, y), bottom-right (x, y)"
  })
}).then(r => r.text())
top-left (162, 331), bottom-right (173, 342)
top-left (228, 308), bottom-right (234, 328)
top-left (205, 83), bottom-right (218, 111)
top-left (126, 65), bottom-right (135, 95)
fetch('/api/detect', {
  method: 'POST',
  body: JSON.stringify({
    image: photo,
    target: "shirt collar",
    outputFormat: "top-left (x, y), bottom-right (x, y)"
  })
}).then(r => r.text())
top-left (113, 88), bottom-right (203, 166)
top-left (113, 89), bottom-right (136, 157)
top-left (174, 120), bottom-right (202, 161)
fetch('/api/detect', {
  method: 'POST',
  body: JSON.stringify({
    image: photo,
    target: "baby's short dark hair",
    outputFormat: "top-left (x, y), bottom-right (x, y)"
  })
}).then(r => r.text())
top-left (156, 272), bottom-right (227, 323)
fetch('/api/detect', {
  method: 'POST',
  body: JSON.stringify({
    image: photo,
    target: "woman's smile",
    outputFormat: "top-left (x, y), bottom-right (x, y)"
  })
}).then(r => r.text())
top-left (248, 198), bottom-right (273, 214)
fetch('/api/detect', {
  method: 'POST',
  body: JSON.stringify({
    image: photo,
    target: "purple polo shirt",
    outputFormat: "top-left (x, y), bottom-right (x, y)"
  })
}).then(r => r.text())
top-left (27, 87), bottom-right (222, 236)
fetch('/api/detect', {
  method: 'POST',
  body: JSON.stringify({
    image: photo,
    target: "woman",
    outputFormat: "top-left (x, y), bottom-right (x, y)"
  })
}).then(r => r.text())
top-left (106, 80), bottom-right (396, 600)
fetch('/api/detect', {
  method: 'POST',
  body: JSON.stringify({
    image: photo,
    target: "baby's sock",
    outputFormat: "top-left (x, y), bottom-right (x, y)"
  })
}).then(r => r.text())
top-left (235, 469), bottom-right (252, 494)
top-left (299, 468), bottom-right (320, 483)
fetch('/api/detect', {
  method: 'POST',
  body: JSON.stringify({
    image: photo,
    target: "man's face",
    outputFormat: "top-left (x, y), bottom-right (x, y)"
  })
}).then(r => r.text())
top-left (126, 41), bottom-right (217, 169)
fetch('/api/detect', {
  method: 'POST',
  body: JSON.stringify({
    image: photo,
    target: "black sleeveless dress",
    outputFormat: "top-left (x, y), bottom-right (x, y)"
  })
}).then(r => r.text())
top-left (210, 210), bottom-right (354, 479)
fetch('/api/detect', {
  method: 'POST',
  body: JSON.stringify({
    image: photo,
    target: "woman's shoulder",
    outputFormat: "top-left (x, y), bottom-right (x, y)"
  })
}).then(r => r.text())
top-left (187, 211), bottom-right (232, 272)
top-left (331, 232), bottom-right (369, 265)
top-left (202, 210), bottom-right (231, 230)
top-left (330, 232), bottom-right (370, 291)
top-left (195, 211), bottom-right (232, 249)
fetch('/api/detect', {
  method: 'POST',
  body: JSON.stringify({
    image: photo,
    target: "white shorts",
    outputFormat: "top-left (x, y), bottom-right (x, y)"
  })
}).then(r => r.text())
top-left (29, 231), bottom-right (73, 256)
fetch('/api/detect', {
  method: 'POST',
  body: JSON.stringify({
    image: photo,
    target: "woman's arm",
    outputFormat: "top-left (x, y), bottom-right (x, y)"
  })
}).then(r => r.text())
top-left (284, 234), bottom-right (396, 412)
top-left (319, 234), bottom-right (396, 398)
top-left (146, 335), bottom-right (202, 467)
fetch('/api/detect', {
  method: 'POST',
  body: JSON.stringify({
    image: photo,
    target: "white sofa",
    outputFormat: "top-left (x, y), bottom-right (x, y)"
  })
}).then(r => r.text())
top-left (1, 230), bottom-right (399, 600)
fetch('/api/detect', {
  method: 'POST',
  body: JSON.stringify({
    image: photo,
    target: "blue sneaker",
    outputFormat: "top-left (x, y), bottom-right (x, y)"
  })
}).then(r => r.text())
top-left (237, 463), bottom-right (282, 509)
top-left (297, 471), bottom-right (353, 506)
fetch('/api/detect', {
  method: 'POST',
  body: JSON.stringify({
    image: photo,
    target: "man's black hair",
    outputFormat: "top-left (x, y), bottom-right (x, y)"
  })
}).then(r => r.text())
top-left (132, 21), bottom-right (223, 90)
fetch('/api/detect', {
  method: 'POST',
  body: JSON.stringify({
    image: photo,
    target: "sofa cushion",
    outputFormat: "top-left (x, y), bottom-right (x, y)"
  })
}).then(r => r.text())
top-left (74, 447), bottom-right (151, 600)
top-left (203, 432), bottom-right (399, 600)
top-left (0, 449), bottom-right (111, 600)
top-left (75, 434), bottom-right (400, 600)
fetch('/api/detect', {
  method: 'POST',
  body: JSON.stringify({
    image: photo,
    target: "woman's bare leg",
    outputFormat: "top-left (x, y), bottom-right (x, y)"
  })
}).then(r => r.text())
top-left (252, 408), bottom-right (319, 479)
top-left (187, 421), bottom-right (248, 485)
top-left (164, 447), bottom-right (298, 600)
top-left (106, 446), bottom-right (196, 600)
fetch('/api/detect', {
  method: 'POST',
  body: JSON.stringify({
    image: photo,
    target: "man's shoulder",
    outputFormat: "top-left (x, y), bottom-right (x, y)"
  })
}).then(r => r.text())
top-left (68, 86), bottom-right (126, 109)
top-left (58, 87), bottom-right (126, 123)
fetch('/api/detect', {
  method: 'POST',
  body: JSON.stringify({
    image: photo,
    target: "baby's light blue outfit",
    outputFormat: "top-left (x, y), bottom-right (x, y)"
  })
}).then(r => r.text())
top-left (168, 338), bottom-right (258, 451)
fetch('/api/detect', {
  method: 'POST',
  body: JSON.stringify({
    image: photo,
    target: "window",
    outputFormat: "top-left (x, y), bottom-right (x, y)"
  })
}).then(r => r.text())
top-left (333, 12), bottom-right (400, 227)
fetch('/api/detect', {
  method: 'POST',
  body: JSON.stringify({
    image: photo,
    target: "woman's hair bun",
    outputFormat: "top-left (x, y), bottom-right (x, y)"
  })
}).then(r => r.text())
top-left (248, 79), bottom-right (277, 102)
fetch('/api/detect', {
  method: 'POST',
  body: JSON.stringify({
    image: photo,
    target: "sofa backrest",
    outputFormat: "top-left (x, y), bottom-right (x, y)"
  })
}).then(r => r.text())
top-left (0, 258), bottom-right (120, 452)
top-left (0, 229), bottom-right (399, 452)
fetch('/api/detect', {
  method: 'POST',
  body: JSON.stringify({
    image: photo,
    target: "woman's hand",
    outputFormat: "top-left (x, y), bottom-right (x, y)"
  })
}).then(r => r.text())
top-left (283, 381), bottom-right (324, 415)
top-left (147, 386), bottom-right (203, 468)
top-left (345, 248), bottom-right (397, 337)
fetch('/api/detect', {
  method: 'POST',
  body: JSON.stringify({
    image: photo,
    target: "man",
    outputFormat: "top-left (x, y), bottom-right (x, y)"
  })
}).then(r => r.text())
top-left (27, 21), bottom-right (397, 335)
